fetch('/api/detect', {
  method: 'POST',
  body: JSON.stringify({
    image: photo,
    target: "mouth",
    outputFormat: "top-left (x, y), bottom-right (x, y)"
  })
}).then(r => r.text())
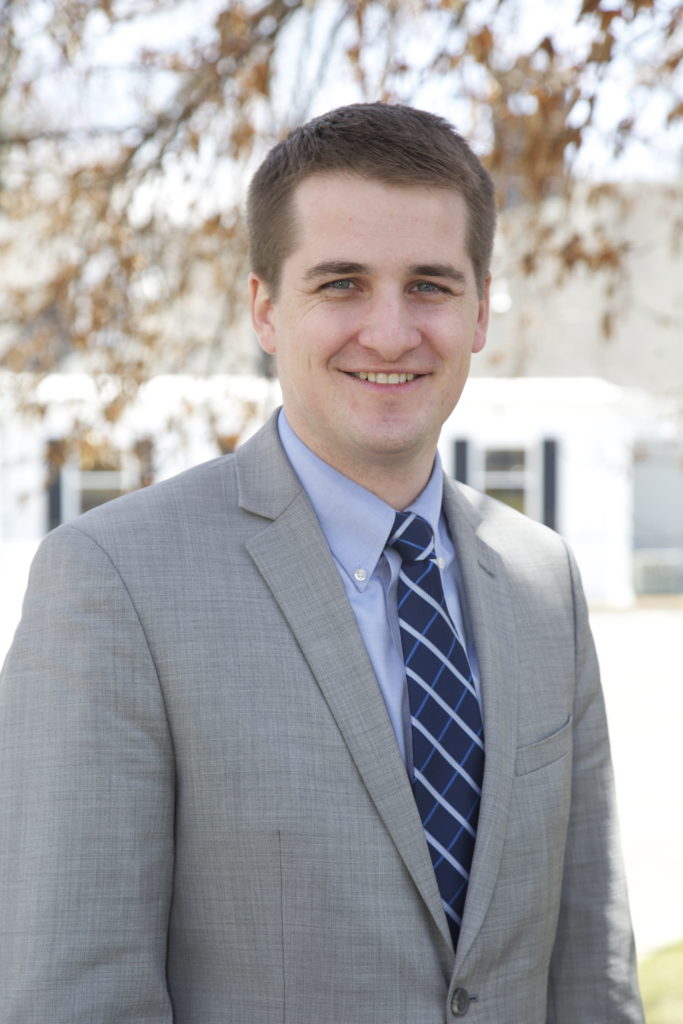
top-left (349, 371), bottom-right (419, 384)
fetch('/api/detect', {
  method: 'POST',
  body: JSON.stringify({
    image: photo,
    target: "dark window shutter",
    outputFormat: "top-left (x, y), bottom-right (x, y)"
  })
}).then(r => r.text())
top-left (542, 439), bottom-right (558, 531)
top-left (453, 439), bottom-right (469, 484)
top-left (46, 441), bottom-right (63, 531)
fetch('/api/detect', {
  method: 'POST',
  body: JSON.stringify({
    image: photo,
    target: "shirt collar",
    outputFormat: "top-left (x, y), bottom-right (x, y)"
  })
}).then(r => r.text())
top-left (277, 409), bottom-right (444, 590)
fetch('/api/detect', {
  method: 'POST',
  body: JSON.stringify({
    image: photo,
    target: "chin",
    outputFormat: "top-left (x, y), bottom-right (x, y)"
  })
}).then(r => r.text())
top-left (361, 432), bottom-right (428, 460)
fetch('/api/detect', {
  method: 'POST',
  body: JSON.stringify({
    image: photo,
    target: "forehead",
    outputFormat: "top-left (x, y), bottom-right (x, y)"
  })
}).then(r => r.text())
top-left (287, 173), bottom-right (470, 265)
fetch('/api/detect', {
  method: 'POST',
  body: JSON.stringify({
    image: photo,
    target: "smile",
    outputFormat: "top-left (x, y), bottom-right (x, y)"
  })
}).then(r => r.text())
top-left (352, 372), bottom-right (417, 384)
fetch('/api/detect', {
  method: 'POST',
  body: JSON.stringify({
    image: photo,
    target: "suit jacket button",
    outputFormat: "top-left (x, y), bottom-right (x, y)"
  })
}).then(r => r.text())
top-left (450, 987), bottom-right (471, 1016)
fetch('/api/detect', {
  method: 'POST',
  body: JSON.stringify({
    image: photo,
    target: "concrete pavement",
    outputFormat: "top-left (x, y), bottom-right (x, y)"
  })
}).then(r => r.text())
top-left (591, 602), bottom-right (683, 956)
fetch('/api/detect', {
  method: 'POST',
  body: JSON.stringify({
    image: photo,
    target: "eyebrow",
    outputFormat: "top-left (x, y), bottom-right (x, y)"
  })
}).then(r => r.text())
top-left (409, 263), bottom-right (466, 284)
top-left (304, 261), bottom-right (369, 281)
top-left (303, 260), bottom-right (467, 283)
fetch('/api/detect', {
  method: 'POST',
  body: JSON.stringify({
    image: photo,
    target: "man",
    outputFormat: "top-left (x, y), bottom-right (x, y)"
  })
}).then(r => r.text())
top-left (0, 104), bottom-right (643, 1022)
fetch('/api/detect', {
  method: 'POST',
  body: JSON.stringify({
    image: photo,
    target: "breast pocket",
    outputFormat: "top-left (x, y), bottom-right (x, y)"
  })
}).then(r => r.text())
top-left (514, 715), bottom-right (573, 776)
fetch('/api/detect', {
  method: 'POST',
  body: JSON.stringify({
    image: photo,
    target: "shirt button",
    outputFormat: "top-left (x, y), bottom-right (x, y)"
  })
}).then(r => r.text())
top-left (437, 557), bottom-right (446, 569)
top-left (450, 987), bottom-right (471, 1017)
top-left (354, 568), bottom-right (367, 582)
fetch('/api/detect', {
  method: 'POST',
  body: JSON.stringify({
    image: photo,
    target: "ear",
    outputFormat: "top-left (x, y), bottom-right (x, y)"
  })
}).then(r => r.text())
top-left (472, 274), bottom-right (491, 354)
top-left (249, 273), bottom-right (277, 354)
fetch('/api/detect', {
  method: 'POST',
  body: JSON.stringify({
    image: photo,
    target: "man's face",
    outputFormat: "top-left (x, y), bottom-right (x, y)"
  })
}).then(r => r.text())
top-left (249, 173), bottom-right (489, 490)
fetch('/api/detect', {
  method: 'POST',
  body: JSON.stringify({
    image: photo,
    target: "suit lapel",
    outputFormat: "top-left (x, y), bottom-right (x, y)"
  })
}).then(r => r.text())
top-left (442, 479), bottom-right (520, 966)
top-left (235, 419), bottom-right (452, 951)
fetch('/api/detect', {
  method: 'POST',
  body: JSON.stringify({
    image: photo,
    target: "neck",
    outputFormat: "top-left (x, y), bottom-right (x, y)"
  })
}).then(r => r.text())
top-left (324, 450), bottom-right (435, 510)
top-left (279, 410), bottom-right (439, 509)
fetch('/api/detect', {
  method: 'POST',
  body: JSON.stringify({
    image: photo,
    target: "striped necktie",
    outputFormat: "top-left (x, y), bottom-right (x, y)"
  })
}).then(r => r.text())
top-left (388, 511), bottom-right (484, 948)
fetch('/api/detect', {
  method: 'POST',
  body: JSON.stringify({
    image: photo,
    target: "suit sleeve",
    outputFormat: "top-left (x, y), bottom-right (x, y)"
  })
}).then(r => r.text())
top-left (0, 524), bottom-right (175, 1024)
top-left (546, 546), bottom-right (644, 1023)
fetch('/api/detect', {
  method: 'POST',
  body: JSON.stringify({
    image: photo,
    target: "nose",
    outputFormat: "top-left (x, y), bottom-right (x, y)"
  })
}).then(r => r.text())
top-left (356, 291), bottom-right (421, 360)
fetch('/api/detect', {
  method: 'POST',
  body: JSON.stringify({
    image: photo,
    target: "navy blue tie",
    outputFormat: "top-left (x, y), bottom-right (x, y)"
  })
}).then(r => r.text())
top-left (388, 511), bottom-right (484, 948)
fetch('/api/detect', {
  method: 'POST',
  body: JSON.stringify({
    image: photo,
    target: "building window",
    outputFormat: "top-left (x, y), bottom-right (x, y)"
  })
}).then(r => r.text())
top-left (451, 439), bottom-right (558, 530)
top-left (46, 438), bottom-right (153, 530)
top-left (78, 457), bottom-right (125, 514)
top-left (482, 448), bottom-right (527, 515)
top-left (633, 439), bottom-right (683, 594)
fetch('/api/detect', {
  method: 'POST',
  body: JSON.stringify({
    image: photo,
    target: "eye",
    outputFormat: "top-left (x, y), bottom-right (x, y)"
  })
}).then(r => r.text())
top-left (412, 280), bottom-right (446, 294)
top-left (323, 278), bottom-right (356, 291)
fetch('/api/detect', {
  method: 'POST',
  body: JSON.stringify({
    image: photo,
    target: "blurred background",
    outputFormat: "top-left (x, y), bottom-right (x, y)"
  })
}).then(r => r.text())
top-left (1, 1), bottom-right (681, 1017)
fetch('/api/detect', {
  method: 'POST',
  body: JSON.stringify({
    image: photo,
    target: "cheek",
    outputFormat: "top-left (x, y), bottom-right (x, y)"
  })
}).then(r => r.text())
top-left (277, 339), bottom-right (318, 393)
top-left (443, 321), bottom-right (479, 361)
top-left (307, 305), bottom-right (356, 343)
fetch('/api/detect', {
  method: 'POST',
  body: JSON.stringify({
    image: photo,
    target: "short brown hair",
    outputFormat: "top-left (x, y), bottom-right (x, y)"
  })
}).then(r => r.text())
top-left (247, 102), bottom-right (496, 298)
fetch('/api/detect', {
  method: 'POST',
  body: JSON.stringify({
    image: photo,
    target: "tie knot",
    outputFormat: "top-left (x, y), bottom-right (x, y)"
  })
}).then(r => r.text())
top-left (388, 511), bottom-right (435, 562)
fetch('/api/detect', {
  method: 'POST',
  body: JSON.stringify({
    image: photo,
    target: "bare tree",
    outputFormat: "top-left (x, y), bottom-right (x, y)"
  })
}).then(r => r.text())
top-left (1, 0), bottom-right (681, 444)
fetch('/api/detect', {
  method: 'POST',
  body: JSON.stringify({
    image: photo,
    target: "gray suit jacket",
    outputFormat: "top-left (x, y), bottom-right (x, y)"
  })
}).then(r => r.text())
top-left (0, 414), bottom-right (643, 1023)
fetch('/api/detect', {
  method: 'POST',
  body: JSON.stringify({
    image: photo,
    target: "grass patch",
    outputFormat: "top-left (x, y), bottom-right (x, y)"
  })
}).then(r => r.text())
top-left (639, 940), bottom-right (683, 1024)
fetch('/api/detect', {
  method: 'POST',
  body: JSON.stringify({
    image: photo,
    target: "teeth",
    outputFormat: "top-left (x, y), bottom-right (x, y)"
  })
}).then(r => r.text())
top-left (356, 372), bottom-right (416, 384)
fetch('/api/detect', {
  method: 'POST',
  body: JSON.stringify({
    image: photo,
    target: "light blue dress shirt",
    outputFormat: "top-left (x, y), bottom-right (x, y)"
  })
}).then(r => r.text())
top-left (277, 410), bottom-right (481, 769)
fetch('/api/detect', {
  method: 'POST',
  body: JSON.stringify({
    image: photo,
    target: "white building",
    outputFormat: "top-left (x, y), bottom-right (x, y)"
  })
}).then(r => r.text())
top-left (2, 371), bottom-right (681, 610)
top-left (439, 377), bottom-right (683, 607)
